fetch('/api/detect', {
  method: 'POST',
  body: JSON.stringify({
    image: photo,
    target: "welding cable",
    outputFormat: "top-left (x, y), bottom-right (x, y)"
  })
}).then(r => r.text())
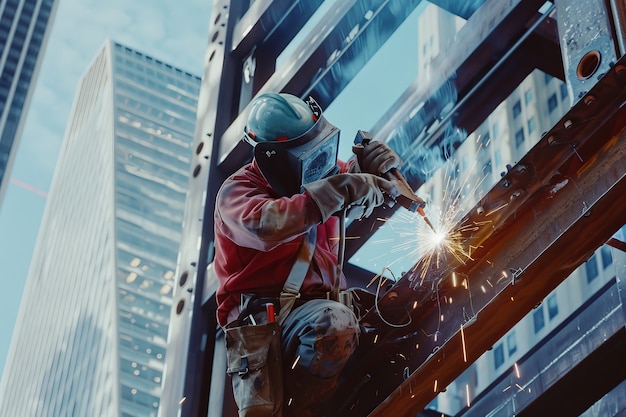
top-left (331, 208), bottom-right (347, 302)
top-left (372, 267), bottom-right (413, 329)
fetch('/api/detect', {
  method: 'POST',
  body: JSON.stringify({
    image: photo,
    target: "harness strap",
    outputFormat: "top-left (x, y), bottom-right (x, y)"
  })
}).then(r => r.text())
top-left (277, 228), bottom-right (317, 324)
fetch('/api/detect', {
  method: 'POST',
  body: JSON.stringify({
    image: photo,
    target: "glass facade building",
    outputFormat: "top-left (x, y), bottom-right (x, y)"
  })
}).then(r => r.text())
top-left (0, 41), bottom-right (200, 417)
top-left (0, 0), bottom-right (58, 205)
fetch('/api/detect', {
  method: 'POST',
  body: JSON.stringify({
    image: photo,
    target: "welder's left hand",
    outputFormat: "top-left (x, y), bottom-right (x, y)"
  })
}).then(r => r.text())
top-left (352, 140), bottom-right (400, 175)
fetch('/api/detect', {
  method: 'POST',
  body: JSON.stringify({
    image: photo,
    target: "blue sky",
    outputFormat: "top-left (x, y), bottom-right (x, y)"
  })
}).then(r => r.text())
top-left (0, 0), bottom-right (423, 378)
top-left (0, 0), bottom-right (212, 377)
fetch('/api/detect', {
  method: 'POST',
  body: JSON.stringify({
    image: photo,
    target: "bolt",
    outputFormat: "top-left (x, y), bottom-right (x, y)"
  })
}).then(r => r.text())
top-left (584, 95), bottom-right (596, 105)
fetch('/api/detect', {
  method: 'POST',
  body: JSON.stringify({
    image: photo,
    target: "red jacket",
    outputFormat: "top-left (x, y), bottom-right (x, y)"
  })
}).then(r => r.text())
top-left (214, 159), bottom-right (350, 325)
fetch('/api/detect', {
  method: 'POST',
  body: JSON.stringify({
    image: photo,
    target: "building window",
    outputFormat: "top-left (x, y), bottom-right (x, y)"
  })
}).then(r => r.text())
top-left (480, 131), bottom-right (490, 149)
top-left (601, 246), bottom-right (613, 269)
top-left (545, 73), bottom-right (552, 84)
top-left (548, 93), bottom-right (558, 112)
top-left (494, 343), bottom-right (505, 369)
top-left (528, 116), bottom-right (536, 134)
top-left (493, 121), bottom-right (500, 138)
top-left (547, 294), bottom-right (558, 320)
top-left (533, 305), bottom-right (545, 333)
top-left (513, 100), bottom-right (522, 118)
top-left (482, 160), bottom-right (492, 175)
top-left (515, 128), bottom-right (525, 147)
top-left (507, 331), bottom-right (517, 356)
top-left (524, 89), bottom-right (533, 104)
top-left (560, 83), bottom-right (568, 100)
top-left (586, 253), bottom-right (598, 283)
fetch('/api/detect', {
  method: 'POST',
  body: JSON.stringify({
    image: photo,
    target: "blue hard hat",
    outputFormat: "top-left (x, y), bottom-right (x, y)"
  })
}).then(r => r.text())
top-left (244, 93), bottom-right (318, 143)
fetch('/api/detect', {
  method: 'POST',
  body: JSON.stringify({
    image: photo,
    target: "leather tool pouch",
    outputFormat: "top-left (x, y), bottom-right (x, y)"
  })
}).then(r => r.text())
top-left (225, 321), bottom-right (283, 417)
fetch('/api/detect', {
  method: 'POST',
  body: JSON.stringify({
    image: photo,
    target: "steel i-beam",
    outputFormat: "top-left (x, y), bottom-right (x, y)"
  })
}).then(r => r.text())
top-left (328, 54), bottom-right (626, 417)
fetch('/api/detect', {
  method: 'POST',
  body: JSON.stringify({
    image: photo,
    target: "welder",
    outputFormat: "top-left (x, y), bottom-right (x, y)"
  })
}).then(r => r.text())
top-left (214, 92), bottom-right (402, 417)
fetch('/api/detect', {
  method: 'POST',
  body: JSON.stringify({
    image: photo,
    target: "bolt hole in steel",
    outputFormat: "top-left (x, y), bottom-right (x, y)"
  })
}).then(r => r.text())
top-left (176, 299), bottom-right (185, 315)
top-left (179, 271), bottom-right (189, 287)
top-left (577, 50), bottom-right (601, 80)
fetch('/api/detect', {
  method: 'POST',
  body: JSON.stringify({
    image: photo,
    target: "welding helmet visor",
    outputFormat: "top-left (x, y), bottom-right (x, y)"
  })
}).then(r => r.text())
top-left (244, 94), bottom-right (340, 196)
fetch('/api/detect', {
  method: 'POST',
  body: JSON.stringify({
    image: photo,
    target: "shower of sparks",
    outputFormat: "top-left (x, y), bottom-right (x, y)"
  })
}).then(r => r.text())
top-left (514, 362), bottom-right (521, 378)
top-left (380, 152), bottom-right (490, 288)
top-left (465, 383), bottom-right (471, 408)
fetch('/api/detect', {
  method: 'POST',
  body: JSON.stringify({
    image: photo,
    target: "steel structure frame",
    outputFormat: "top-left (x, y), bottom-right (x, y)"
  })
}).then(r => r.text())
top-left (159, 1), bottom-right (626, 416)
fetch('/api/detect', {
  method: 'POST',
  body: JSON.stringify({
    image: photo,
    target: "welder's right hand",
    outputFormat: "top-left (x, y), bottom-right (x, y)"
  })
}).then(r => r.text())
top-left (303, 173), bottom-right (399, 222)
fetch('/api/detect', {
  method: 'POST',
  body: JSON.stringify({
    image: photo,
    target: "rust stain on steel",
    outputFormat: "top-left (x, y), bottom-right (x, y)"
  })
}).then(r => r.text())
top-left (365, 64), bottom-right (626, 416)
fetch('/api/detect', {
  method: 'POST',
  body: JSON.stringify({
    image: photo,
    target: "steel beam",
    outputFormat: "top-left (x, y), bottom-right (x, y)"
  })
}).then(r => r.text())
top-left (426, 0), bottom-right (485, 19)
top-left (217, 0), bottom-right (425, 174)
top-left (458, 280), bottom-right (626, 417)
top-left (231, 1), bottom-right (324, 57)
top-left (554, 0), bottom-right (619, 105)
top-left (325, 56), bottom-right (626, 417)
top-left (159, 1), bottom-right (246, 416)
top-left (343, 0), bottom-right (557, 261)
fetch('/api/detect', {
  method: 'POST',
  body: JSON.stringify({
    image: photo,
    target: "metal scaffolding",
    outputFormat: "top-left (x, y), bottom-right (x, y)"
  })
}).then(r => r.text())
top-left (159, 1), bottom-right (626, 416)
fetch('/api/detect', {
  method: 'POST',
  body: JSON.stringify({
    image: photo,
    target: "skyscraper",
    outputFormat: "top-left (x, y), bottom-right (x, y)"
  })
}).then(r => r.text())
top-left (0, 40), bottom-right (200, 417)
top-left (0, 0), bottom-right (58, 205)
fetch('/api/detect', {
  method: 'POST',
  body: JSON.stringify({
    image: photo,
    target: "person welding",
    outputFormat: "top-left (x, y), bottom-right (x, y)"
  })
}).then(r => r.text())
top-left (213, 92), bottom-right (403, 417)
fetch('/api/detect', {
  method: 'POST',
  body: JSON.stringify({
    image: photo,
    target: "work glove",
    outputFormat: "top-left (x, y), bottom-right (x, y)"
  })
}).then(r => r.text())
top-left (303, 173), bottom-right (399, 222)
top-left (352, 140), bottom-right (400, 175)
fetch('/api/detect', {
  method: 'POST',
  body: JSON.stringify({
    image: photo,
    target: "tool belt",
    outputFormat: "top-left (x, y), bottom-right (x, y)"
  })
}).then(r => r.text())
top-left (237, 295), bottom-right (281, 326)
top-left (224, 229), bottom-right (318, 417)
top-left (225, 319), bottom-right (283, 417)
top-left (237, 293), bottom-right (334, 325)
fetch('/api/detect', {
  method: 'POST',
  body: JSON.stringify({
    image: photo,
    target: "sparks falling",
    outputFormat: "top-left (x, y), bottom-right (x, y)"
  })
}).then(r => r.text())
top-left (379, 146), bottom-right (491, 287)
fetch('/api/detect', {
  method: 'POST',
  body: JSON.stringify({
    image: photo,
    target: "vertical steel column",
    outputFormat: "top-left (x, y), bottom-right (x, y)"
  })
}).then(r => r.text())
top-left (158, 1), bottom-right (246, 416)
top-left (554, 0), bottom-right (619, 104)
top-left (610, 0), bottom-right (626, 56)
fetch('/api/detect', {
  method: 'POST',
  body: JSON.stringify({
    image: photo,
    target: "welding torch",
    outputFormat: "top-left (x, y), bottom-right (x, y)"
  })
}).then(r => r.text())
top-left (353, 130), bottom-right (436, 233)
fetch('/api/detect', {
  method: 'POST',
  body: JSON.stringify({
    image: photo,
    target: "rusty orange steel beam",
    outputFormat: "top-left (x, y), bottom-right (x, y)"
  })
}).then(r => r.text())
top-left (328, 57), bottom-right (626, 417)
top-left (364, 61), bottom-right (626, 417)
top-left (370, 133), bottom-right (626, 416)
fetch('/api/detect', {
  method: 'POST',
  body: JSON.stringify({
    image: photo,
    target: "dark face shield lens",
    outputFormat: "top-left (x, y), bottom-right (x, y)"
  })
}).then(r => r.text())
top-left (300, 132), bottom-right (339, 185)
top-left (252, 110), bottom-right (340, 196)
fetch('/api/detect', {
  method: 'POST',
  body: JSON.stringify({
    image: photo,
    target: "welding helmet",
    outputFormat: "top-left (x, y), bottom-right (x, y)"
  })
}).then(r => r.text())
top-left (244, 93), bottom-right (340, 196)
